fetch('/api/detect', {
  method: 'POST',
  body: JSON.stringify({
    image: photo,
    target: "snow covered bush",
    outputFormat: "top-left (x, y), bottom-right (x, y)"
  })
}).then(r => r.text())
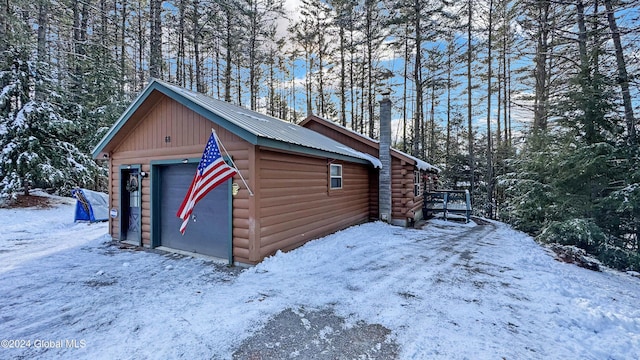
top-left (537, 219), bottom-right (640, 271)
top-left (499, 132), bottom-right (640, 271)
top-left (537, 219), bottom-right (606, 253)
top-left (596, 244), bottom-right (640, 272)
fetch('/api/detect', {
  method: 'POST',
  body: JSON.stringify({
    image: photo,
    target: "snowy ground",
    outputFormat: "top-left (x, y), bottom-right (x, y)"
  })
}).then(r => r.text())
top-left (1, 196), bottom-right (640, 359)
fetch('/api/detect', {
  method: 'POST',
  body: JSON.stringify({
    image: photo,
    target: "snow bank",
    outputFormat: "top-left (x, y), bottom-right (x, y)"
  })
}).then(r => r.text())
top-left (1, 199), bottom-right (639, 359)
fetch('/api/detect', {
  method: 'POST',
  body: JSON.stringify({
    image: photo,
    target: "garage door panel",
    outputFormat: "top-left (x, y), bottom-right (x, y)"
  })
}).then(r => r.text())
top-left (160, 164), bottom-right (231, 258)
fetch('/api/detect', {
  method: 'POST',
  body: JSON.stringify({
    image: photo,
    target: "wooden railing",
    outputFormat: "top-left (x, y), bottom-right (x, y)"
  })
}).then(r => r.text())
top-left (423, 190), bottom-right (472, 223)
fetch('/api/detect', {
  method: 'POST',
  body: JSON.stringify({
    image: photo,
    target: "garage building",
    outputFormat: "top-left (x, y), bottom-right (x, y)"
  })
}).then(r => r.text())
top-left (92, 79), bottom-right (384, 264)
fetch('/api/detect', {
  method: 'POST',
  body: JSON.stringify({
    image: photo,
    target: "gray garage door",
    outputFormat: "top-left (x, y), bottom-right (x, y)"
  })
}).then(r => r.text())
top-left (159, 163), bottom-right (231, 259)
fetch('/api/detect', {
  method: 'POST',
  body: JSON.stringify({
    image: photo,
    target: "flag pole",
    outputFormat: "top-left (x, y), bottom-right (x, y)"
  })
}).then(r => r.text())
top-left (212, 129), bottom-right (254, 197)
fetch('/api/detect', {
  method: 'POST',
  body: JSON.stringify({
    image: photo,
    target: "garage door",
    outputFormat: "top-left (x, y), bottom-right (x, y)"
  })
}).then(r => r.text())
top-left (159, 163), bottom-right (231, 259)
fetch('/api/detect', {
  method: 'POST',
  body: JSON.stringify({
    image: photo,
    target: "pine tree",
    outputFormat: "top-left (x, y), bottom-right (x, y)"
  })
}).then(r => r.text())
top-left (0, 49), bottom-right (99, 198)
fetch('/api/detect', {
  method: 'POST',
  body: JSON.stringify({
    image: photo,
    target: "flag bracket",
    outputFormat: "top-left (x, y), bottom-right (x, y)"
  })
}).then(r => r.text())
top-left (212, 129), bottom-right (255, 197)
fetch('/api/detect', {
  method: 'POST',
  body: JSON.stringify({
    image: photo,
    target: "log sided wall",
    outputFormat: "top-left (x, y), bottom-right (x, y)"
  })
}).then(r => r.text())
top-left (392, 159), bottom-right (422, 226)
top-left (256, 149), bottom-right (371, 260)
top-left (301, 117), bottom-right (423, 226)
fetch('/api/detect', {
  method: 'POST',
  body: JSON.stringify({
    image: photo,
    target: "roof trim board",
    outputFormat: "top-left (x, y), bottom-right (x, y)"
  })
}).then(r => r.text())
top-left (300, 115), bottom-right (440, 173)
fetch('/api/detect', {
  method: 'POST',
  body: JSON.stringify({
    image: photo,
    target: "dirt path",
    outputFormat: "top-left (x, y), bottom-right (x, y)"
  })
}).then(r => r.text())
top-left (230, 219), bottom-right (499, 360)
top-left (231, 308), bottom-right (399, 360)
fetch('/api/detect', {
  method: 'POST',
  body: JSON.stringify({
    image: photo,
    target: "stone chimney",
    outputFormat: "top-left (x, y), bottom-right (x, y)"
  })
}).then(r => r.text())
top-left (379, 89), bottom-right (392, 223)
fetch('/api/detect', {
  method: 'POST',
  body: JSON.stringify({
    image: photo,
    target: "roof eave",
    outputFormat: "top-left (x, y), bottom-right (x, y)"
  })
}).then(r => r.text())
top-left (257, 137), bottom-right (371, 166)
top-left (300, 115), bottom-right (423, 167)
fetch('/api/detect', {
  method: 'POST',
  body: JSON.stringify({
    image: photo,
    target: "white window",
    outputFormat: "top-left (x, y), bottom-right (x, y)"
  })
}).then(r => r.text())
top-left (330, 164), bottom-right (343, 189)
top-left (414, 170), bottom-right (422, 197)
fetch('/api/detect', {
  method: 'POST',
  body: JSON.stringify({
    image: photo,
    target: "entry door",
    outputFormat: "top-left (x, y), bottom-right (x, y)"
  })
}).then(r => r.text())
top-left (120, 168), bottom-right (141, 244)
top-left (159, 163), bottom-right (231, 259)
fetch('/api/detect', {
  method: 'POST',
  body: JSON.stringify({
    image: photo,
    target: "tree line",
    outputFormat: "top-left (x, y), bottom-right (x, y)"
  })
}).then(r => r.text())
top-left (1, 0), bottom-right (638, 269)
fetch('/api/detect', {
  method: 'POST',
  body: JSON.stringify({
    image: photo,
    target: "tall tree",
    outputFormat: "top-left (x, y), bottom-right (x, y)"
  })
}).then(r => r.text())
top-left (466, 0), bottom-right (475, 195)
top-left (532, 0), bottom-right (550, 132)
top-left (603, 0), bottom-right (636, 144)
top-left (221, 0), bottom-right (238, 102)
top-left (0, 2), bottom-right (100, 198)
top-left (191, 0), bottom-right (205, 93)
top-left (330, 0), bottom-right (355, 127)
top-left (291, 12), bottom-right (316, 116)
top-left (149, 0), bottom-right (163, 79)
top-left (486, 0), bottom-right (495, 218)
top-left (244, 0), bottom-right (284, 110)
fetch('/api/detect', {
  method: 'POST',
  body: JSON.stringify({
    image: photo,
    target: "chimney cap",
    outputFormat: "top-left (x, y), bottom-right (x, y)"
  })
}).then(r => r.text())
top-left (380, 88), bottom-right (391, 97)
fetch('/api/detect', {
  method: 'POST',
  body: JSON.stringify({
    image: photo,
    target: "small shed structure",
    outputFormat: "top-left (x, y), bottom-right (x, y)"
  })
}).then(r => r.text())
top-left (92, 79), bottom-right (383, 264)
top-left (300, 115), bottom-right (440, 226)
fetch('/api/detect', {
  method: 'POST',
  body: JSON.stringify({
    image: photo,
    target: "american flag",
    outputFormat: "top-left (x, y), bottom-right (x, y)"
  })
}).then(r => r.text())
top-left (176, 132), bottom-right (237, 234)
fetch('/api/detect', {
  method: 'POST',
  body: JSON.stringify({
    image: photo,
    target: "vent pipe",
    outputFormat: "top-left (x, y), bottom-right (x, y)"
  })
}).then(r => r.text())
top-left (379, 89), bottom-right (392, 223)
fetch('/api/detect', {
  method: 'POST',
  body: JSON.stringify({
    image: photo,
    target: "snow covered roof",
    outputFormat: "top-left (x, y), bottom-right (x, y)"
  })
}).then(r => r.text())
top-left (92, 79), bottom-right (381, 168)
top-left (300, 115), bottom-right (441, 173)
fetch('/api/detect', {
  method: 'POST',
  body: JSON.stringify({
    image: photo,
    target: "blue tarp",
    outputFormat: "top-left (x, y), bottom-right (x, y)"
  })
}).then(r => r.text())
top-left (72, 188), bottom-right (109, 222)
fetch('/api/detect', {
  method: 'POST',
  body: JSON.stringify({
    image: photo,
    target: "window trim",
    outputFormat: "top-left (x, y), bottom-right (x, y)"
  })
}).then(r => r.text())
top-left (329, 163), bottom-right (343, 190)
top-left (414, 170), bottom-right (423, 197)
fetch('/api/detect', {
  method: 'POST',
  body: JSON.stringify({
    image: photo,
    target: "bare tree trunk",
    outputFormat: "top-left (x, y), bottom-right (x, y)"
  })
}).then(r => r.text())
top-left (224, 6), bottom-right (232, 102)
top-left (467, 0), bottom-right (475, 195)
top-left (192, 0), bottom-right (204, 93)
top-left (290, 51), bottom-right (298, 121)
top-left (486, 0), bottom-right (494, 218)
top-left (72, 0), bottom-right (81, 83)
top-left (120, 0), bottom-right (127, 94)
top-left (177, 0), bottom-right (186, 86)
top-left (306, 50), bottom-right (313, 116)
top-left (35, 0), bottom-right (49, 101)
top-left (446, 32), bottom-right (453, 163)
top-left (533, 0), bottom-right (550, 132)
top-left (149, 0), bottom-right (162, 79)
top-left (339, 24), bottom-right (347, 127)
top-left (402, 22), bottom-right (409, 153)
top-left (268, 48), bottom-right (276, 116)
top-left (496, 61), bottom-right (501, 149)
top-left (507, 56), bottom-right (512, 146)
top-left (429, 84), bottom-right (436, 160)
top-left (137, 1), bottom-right (145, 89)
top-left (349, 19), bottom-right (356, 130)
top-left (576, 0), bottom-right (588, 71)
top-left (249, 0), bottom-right (258, 110)
top-left (360, 56), bottom-right (365, 134)
top-left (365, 0), bottom-right (375, 138)
top-left (36, 0), bottom-right (48, 63)
top-left (412, 0), bottom-right (423, 157)
top-left (502, 3), bottom-right (509, 146)
top-left (100, 0), bottom-right (108, 57)
top-left (604, 0), bottom-right (636, 143)
top-left (215, 37), bottom-right (221, 97)
top-left (0, 0), bottom-right (7, 40)
top-left (318, 31), bottom-right (326, 117)
top-left (236, 53), bottom-right (242, 105)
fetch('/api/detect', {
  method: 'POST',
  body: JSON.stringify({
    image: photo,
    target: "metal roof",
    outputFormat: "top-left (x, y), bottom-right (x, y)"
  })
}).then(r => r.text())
top-left (301, 115), bottom-right (441, 173)
top-left (92, 79), bottom-right (381, 168)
